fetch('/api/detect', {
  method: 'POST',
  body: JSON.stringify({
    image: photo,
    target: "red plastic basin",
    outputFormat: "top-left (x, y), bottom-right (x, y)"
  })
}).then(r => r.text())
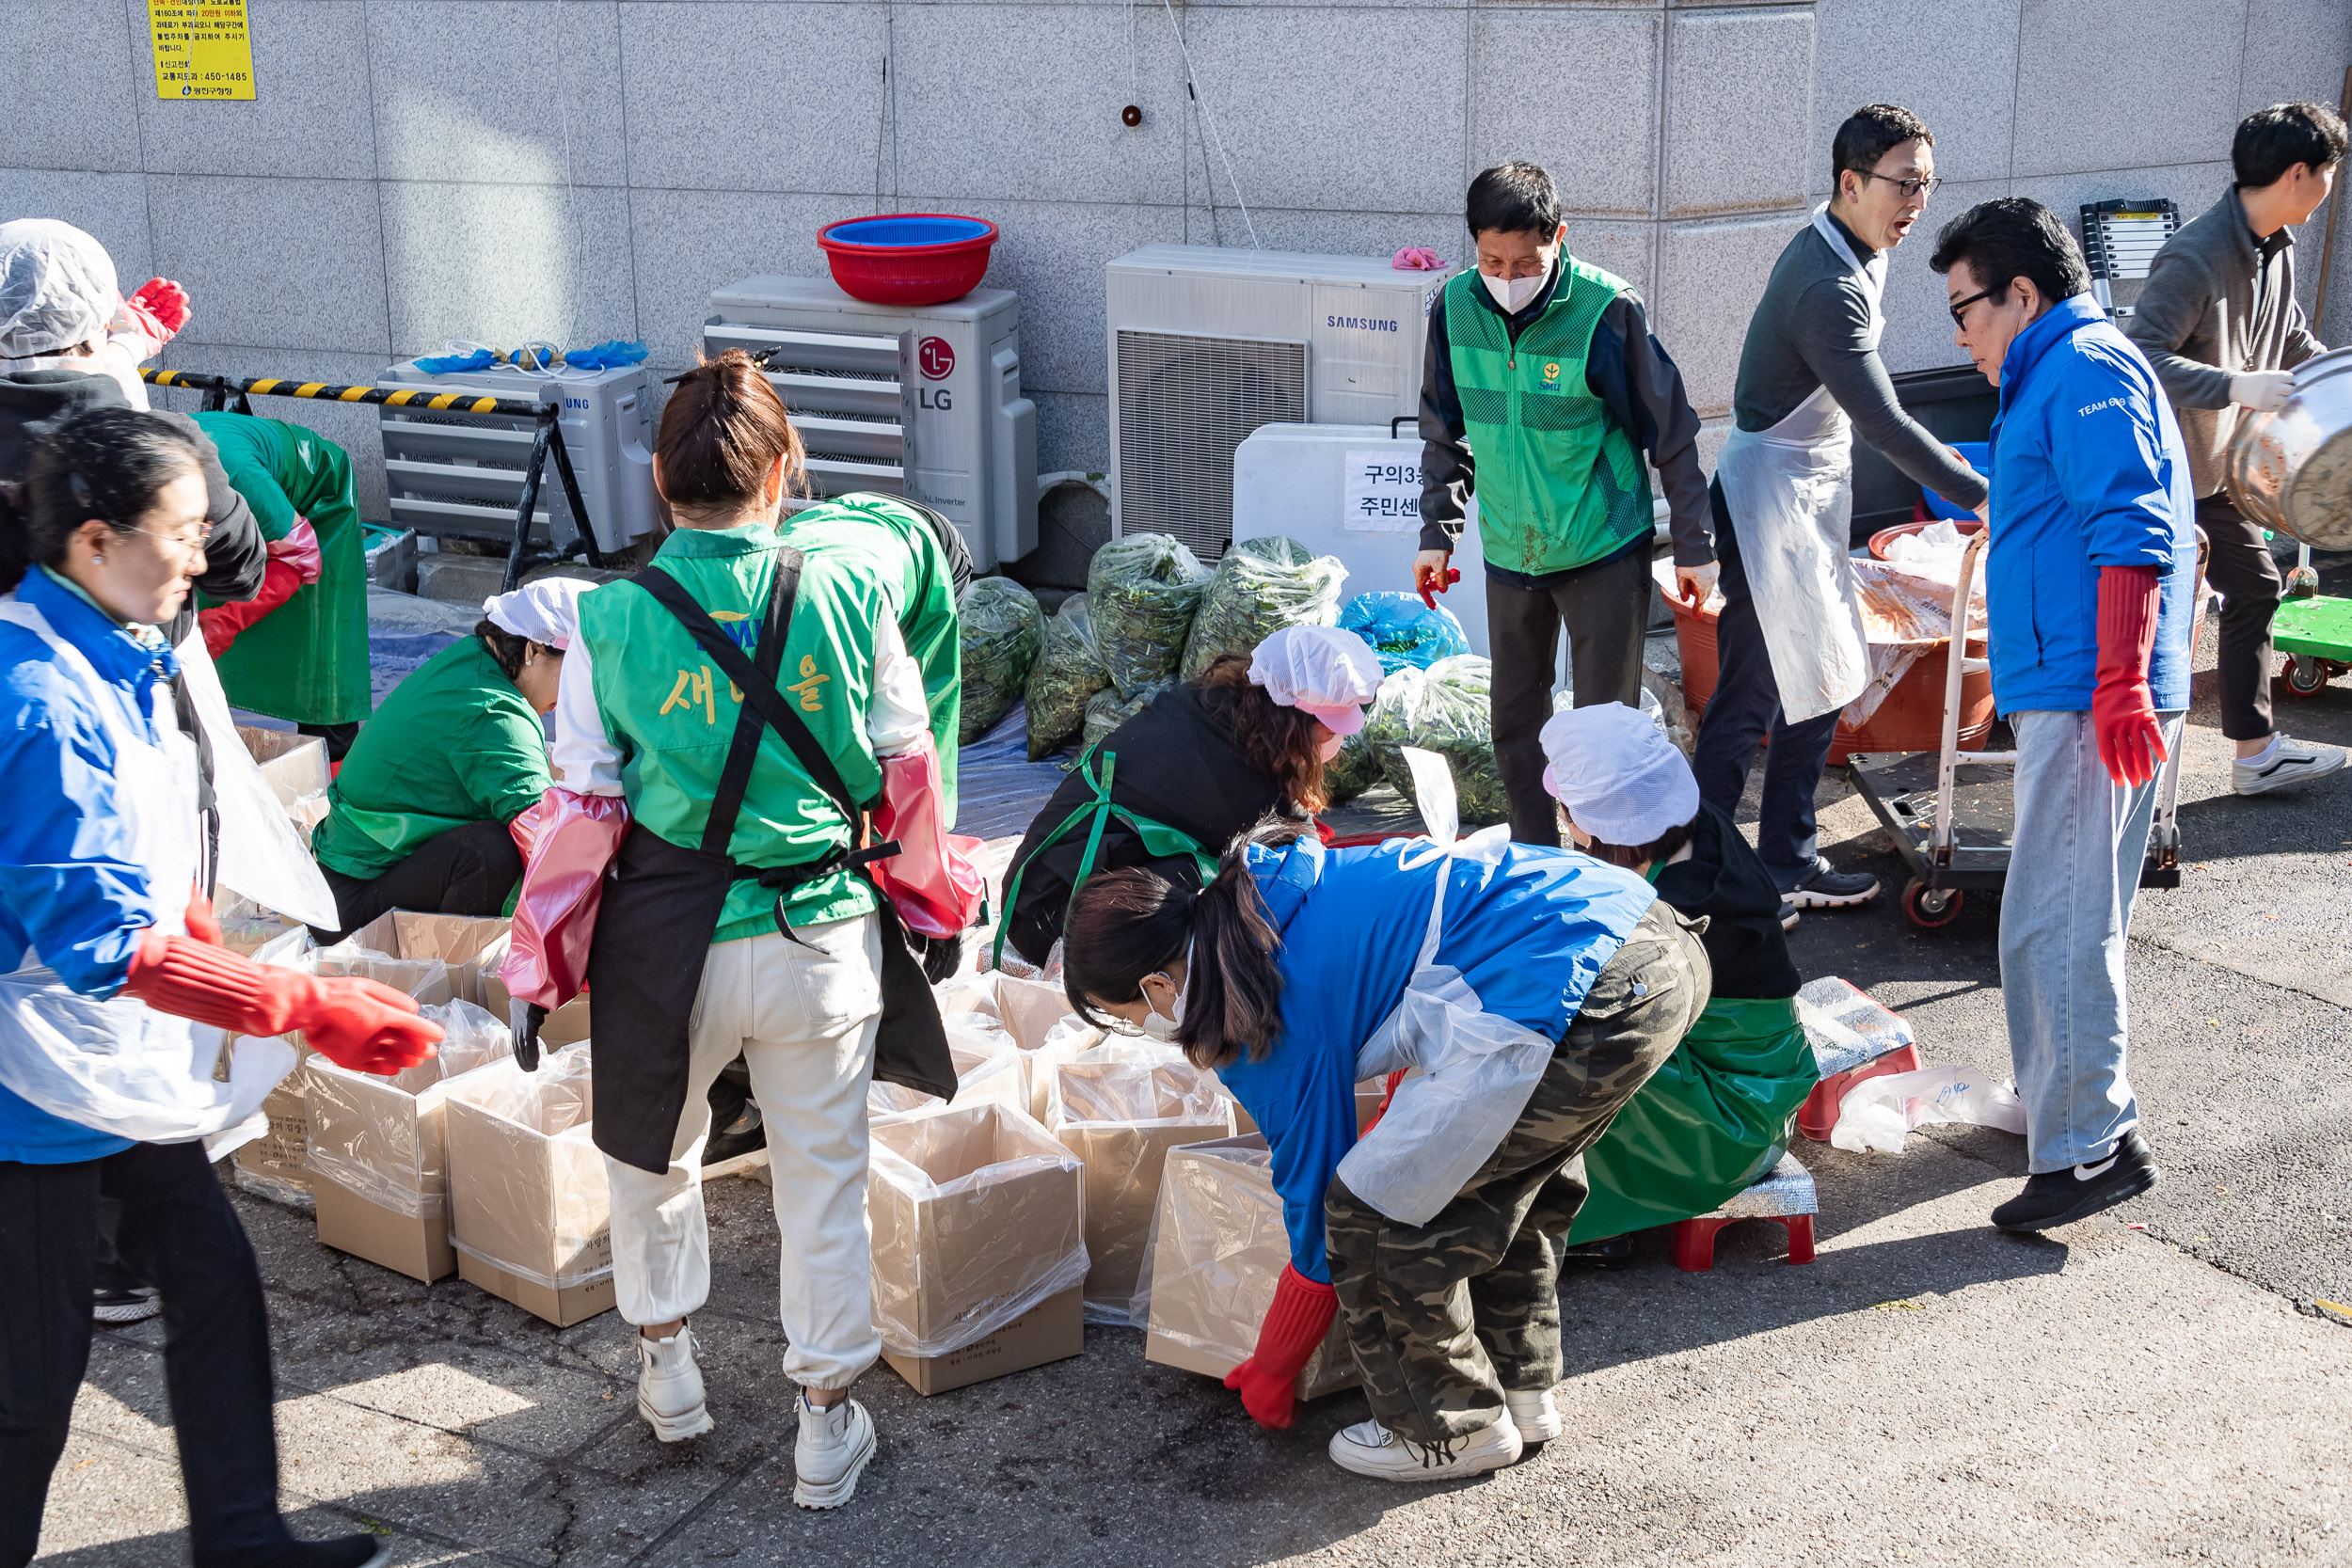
top-left (818, 214), bottom-right (997, 307)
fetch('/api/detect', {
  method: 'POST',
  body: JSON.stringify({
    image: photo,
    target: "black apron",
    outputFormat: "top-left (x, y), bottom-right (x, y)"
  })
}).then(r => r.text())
top-left (579, 546), bottom-right (957, 1174)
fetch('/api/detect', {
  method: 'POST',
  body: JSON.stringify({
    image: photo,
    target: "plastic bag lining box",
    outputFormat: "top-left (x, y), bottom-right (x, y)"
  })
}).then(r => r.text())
top-left (1142, 1135), bottom-right (1358, 1401)
top-left (480, 938), bottom-right (593, 1050)
top-left (225, 927), bottom-right (319, 1207)
top-left (307, 1003), bottom-right (513, 1284)
top-left (869, 1101), bottom-right (1089, 1394)
top-left (1046, 1059), bottom-right (1235, 1319)
top-left (442, 1047), bottom-right (614, 1326)
top-left (235, 724), bottom-right (329, 809)
top-left (869, 1029), bottom-right (1028, 1123)
top-left (337, 911), bottom-right (514, 1008)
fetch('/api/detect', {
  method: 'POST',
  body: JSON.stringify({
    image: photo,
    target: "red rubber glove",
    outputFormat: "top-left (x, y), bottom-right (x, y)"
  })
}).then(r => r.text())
top-left (867, 733), bottom-right (986, 939)
top-left (2090, 564), bottom-right (2165, 787)
top-left (1361, 1068), bottom-right (1408, 1135)
top-left (120, 932), bottom-right (441, 1076)
top-left (123, 278), bottom-right (190, 343)
top-left (1416, 566), bottom-right (1462, 610)
top-left (264, 516), bottom-right (323, 585)
top-left (198, 556), bottom-right (305, 658)
top-left (183, 883), bottom-right (224, 947)
top-left (501, 788), bottom-right (630, 1013)
top-left (1223, 1264), bottom-right (1339, 1430)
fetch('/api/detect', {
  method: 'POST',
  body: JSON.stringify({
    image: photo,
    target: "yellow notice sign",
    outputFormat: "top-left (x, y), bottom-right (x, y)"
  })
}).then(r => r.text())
top-left (150, 1), bottom-right (256, 101)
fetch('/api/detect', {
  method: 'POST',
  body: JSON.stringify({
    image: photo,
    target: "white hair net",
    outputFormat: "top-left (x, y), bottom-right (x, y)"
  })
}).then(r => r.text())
top-left (0, 220), bottom-right (122, 361)
top-left (1247, 625), bottom-right (1384, 735)
top-left (1539, 701), bottom-right (1698, 848)
top-left (483, 578), bottom-right (592, 650)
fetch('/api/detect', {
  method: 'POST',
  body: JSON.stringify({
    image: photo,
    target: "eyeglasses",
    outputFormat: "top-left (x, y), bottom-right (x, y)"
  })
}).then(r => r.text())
top-left (1853, 169), bottom-right (1944, 200)
top-left (1947, 286), bottom-right (1997, 329)
top-left (129, 522), bottom-right (213, 554)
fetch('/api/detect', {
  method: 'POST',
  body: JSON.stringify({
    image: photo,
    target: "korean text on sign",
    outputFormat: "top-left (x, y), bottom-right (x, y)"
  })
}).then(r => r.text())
top-left (1342, 451), bottom-right (1422, 535)
top-left (150, 0), bottom-right (256, 102)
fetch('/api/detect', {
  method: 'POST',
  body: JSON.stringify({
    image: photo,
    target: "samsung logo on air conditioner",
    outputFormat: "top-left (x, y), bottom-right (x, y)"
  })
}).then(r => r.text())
top-left (1326, 314), bottom-right (1400, 333)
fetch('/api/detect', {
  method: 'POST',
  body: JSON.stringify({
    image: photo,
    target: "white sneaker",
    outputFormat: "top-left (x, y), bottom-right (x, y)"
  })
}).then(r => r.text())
top-left (1327, 1413), bottom-right (1522, 1482)
top-left (1504, 1388), bottom-right (1562, 1443)
top-left (636, 1327), bottom-right (714, 1443)
top-left (2233, 735), bottom-right (2348, 796)
top-left (793, 1392), bottom-right (877, 1510)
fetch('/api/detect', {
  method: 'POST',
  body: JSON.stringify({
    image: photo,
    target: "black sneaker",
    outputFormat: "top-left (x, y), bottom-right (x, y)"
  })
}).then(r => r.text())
top-left (1778, 899), bottom-right (1800, 931)
top-left (703, 1103), bottom-right (767, 1166)
top-left (1990, 1130), bottom-right (2158, 1233)
top-left (92, 1284), bottom-right (160, 1324)
top-left (200, 1533), bottom-right (392, 1568)
top-left (1786, 858), bottom-right (1879, 910)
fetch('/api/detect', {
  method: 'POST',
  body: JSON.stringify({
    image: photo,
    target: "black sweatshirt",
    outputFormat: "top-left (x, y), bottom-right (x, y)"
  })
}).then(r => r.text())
top-left (1417, 257), bottom-right (1716, 577)
top-left (1650, 803), bottom-right (1801, 1001)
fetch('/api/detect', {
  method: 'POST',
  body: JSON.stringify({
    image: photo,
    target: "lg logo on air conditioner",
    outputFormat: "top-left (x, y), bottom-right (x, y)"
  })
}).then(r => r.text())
top-left (917, 336), bottom-right (955, 411)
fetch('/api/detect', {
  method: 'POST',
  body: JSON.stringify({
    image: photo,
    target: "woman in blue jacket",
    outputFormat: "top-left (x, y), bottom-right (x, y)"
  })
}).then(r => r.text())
top-left (0, 408), bottom-right (437, 1568)
top-left (1064, 822), bottom-right (1708, 1482)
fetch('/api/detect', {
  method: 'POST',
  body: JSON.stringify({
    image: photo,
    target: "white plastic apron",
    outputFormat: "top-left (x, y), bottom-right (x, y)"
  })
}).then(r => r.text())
top-left (1335, 749), bottom-right (1560, 1226)
top-left (0, 598), bottom-right (293, 1147)
top-left (169, 626), bottom-right (340, 930)
top-left (1714, 205), bottom-right (1883, 725)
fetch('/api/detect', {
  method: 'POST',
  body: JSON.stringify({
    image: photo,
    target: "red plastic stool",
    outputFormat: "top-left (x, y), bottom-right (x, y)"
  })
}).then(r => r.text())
top-left (1671, 1212), bottom-right (1816, 1272)
top-left (1797, 1043), bottom-right (1919, 1141)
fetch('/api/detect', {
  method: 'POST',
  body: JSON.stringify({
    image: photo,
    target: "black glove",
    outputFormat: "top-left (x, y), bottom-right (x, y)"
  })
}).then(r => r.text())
top-left (917, 929), bottom-right (969, 985)
top-left (508, 999), bottom-right (548, 1072)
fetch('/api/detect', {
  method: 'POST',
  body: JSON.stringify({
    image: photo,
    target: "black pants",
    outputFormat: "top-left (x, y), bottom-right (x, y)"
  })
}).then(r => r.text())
top-left (2200, 493), bottom-right (2280, 743)
top-left (314, 817), bottom-right (521, 943)
top-left (1487, 541), bottom-right (1652, 847)
top-left (1, 1143), bottom-right (293, 1568)
top-left (1690, 478), bottom-right (1842, 890)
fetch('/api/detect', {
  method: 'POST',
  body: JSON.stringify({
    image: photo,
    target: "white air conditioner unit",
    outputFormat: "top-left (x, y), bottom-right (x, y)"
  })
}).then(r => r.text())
top-left (376, 359), bottom-right (660, 556)
top-left (704, 277), bottom-right (1038, 572)
top-left (1105, 245), bottom-right (1453, 562)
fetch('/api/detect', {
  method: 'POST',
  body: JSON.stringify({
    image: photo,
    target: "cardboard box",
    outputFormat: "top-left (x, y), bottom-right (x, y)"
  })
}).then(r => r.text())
top-left (868, 1103), bottom-right (1088, 1380)
top-left (341, 911), bottom-right (514, 1007)
top-left (232, 1072), bottom-right (314, 1202)
top-left (236, 725), bottom-right (330, 810)
top-left (882, 1287), bottom-right (1084, 1397)
top-left (1045, 1059), bottom-right (1235, 1318)
top-left (442, 1050), bottom-right (614, 1326)
top-left (480, 963), bottom-right (592, 1049)
top-left (1143, 1136), bottom-right (1358, 1402)
top-left (315, 1174), bottom-right (455, 1284)
top-left (868, 1031), bottom-right (1029, 1122)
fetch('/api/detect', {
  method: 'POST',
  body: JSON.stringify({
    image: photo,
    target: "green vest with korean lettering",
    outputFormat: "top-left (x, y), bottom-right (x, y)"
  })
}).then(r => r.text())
top-left (1444, 261), bottom-right (1653, 576)
top-left (576, 521), bottom-right (883, 943)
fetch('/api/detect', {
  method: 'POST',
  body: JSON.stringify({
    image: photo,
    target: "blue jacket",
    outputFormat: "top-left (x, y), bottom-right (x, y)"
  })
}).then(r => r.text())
top-left (1983, 293), bottom-right (2198, 715)
top-left (0, 567), bottom-right (177, 1164)
top-left (1213, 835), bottom-right (1654, 1282)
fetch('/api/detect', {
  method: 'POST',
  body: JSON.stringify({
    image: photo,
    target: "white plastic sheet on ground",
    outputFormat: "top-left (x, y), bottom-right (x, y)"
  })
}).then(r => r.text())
top-left (1830, 1066), bottom-right (2026, 1153)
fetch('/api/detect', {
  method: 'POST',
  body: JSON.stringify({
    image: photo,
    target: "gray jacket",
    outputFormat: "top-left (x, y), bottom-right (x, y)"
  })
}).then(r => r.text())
top-left (2122, 184), bottom-right (2327, 498)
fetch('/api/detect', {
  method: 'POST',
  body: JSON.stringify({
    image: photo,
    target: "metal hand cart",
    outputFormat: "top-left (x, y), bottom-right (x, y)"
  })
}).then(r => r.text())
top-left (1844, 531), bottom-right (2187, 929)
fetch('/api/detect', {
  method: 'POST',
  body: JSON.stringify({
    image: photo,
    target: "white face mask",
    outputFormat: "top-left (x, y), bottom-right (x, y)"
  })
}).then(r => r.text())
top-left (1139, 938), bottom-right (1194, 1042)
top-left (1482, 267), bottom-right (1549, 314)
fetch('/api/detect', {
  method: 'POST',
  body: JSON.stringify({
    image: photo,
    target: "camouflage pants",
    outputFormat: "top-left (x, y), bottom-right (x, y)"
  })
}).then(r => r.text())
top-left (1325, 901), bottom-right (1710, 1445)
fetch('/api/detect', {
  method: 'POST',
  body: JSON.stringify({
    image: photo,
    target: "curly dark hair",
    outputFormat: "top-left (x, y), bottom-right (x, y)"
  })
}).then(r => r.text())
top-left (1188, 653), bottom-right (1332, 815)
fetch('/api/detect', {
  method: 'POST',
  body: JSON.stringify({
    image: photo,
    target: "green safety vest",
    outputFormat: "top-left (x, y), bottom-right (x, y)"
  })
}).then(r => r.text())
top-left (578, 521), bottom-right (886, 942)
top-left (1444, 262), bottom-right (1653, 577)
top-left (191, 412), bottom-right (372, 726)
top-left (991, 742), bottom-right (1216, 972)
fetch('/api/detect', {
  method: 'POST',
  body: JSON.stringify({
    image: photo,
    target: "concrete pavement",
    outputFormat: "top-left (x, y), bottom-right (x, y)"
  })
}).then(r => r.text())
top-left (35, 594), bottom-right (2352, 1567)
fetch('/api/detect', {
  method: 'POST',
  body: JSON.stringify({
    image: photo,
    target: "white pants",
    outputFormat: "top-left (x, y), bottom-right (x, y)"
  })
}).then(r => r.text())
top-left (604, 914), bottom-right (883, 1389)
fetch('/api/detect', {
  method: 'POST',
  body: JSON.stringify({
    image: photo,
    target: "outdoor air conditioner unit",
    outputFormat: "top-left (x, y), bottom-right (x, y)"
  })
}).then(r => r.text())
top-left (1105, 245), bottom-right (1453, 562)
top-left (375, 358), bottom-right (660, 557)
top-left (704, 276), bottom-right (1038, 572)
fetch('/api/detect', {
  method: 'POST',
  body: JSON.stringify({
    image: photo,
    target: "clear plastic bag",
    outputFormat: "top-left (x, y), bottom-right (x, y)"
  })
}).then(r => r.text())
top-left (1367, 655), bottom-right (1509, 827)
top-left (1044, 1057), bottom-right (1235, 1323)
top-left (304, 999), bottom-right (512, 1220)
top-left (1024, 595), bottom-right (1110, 760)
top-left (1179, 536), bottom-right (1347, 679)
top-left (1086, 533), bottom-right (1211, 697)
top-left (869, 1024), bottom-right (1029, 1123)
top-left (1830, 1067), bottom-right (2026, 1154)
top-left (441, 1045), bottom-right (611, 1290)
top-left (957, 577), bottom-right (1043, 745)
top-left (1080, 681), bottom-right (1165, 752)
top-left (867, 1102), bottom-right (1089, 1357)
top-left (1337, 591), bottom-right (1471, 674)
top-left (1796, 976), bottom-right (1916, 1079)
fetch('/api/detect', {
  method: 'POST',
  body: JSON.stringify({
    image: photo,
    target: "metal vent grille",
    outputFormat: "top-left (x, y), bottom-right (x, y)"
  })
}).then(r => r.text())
top-left (1117, 329), bottom-right (1306, 562)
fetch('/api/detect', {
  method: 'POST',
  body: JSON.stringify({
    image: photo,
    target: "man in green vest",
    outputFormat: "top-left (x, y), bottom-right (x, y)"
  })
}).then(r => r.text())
top-left (1416, 162), bottom-right (1713, 846)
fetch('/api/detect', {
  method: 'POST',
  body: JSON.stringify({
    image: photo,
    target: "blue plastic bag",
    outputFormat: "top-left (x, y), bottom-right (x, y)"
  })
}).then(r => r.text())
top-left (565, 339), bottom-right (648, 371)
top-left (413, 347), bottom-right (495, 374)
top-left (1338, 591), bottom-right (1470, 674)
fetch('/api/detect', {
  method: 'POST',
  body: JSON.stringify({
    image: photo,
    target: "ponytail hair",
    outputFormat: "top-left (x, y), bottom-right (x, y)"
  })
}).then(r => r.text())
top-left (0, 407), bottom-right (201, 594)
top-left (1062, 819), bottom-right (1298, 1070)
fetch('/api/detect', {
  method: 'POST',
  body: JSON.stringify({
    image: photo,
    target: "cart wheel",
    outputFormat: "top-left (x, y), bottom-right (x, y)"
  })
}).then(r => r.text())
top-left (2280, 656), bottom-right (2329, 698)
top-left (1903, 878), bottom-right (1963, 929)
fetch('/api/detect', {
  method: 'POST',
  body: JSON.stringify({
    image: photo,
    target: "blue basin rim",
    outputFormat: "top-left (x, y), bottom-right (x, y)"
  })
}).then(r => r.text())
top-left (823, 216), bottom-right (993, 249)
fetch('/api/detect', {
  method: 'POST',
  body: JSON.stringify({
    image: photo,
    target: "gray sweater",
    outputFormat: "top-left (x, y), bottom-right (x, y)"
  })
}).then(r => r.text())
top-left (1730, 213), bottom-right (1988, 511)
top-left (2122, 184), bottom-right (2328, 499)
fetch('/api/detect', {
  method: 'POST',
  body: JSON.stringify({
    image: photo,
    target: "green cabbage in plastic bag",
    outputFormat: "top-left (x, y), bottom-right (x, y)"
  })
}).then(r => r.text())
top-left (1025, 595), bottom-right (1111, 760)
top-left (1179, 535), bottom-right (1347, 679)
top-left (1087, 534), bottom-right (1211, 697)
top-left (1081, 681), bottom-right (1168, 752)
top-left (1368, 655), bottom-right (1507, 826)
top-left (957, 576), bottom-right (1042, 745)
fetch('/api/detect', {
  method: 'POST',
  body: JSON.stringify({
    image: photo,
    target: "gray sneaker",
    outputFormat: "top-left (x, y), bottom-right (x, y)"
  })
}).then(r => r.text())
top-left (1785, 858), bottom-right (1879, 910)
top-left (2233, 735), bottom-right (2347, 796)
